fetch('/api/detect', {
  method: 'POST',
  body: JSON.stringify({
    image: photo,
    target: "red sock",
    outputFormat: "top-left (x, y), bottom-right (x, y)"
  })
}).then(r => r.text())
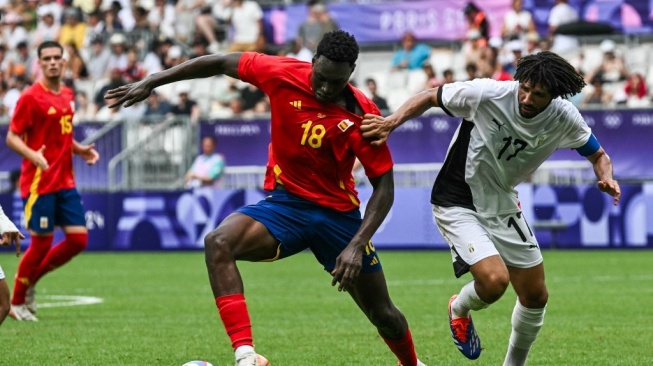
top-left (33, 232), bottom-right (88, 283)
top-left (382, 327), bottom-right (418, 366)
top-left (216, 293), bottom-right (253, 349)
top-left (12, 235), bottom-right (53, 305)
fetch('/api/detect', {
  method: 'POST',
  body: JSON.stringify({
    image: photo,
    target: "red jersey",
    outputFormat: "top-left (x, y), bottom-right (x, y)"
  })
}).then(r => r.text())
top-left (10, 82), bottom-right (76, 198)
top-left (238, 52), bottom-right (393, 212)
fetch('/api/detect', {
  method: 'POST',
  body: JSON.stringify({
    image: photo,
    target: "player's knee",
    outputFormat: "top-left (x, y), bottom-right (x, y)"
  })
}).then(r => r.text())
top-left (366, 304), bottom-right (400, 329)
top-left (477, 271), bottom-right (510, 302)
top-left (204, 229), bottom-right (232, 260)
top-left (519, 287), bottom-right (548, 309)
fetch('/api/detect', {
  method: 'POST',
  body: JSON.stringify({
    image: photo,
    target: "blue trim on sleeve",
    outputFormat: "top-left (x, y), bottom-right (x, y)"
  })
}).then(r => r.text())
top-left (576, 134), bottom-right (601, 157)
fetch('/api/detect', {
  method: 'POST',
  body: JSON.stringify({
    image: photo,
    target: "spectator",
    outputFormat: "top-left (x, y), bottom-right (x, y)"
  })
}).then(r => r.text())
top-left (101, 2), bottom-right (124, 35)
top-left (95, 96), bottom-right (122, 122)
top-left (142, 37), bottom-right (170, 76)
top-left (297, 2), bottom-right (339, 53)
top-left (195, 1), bottom-right (229, 54)
top-left (164, 45), bottom-right (187, 69)
top-left (465, 62), bottom-right (478, 80)
top-left (184, 136), bottom-right (226, 188)
top-left (73, 91), bottom-right (94, 124)
top-left (22, 0), bottom-right (39, 31)
top-left (391, 31), bottom-right (431, 71)
top-left (83, 10), bottom-right (104, 48)
top-left (501, 0), bottom-right (535, 41)
top-left (3, 76), bottom-right (29, 117)
top-left (422, 61), bottom-right (441, 89)
top-left (37, 0), bottom-right (62, 26)
top-left (63, 42), bottom-right (89, 81)
top-left (623, 73), bottom-right (649, 107)
top-left (463, 2), bottom-right (489, 45)
top-left (7, 41), bottom-right (32, 80)
top-left (586, 40), bottom-right (628, 84)
top-left (2, 12), bottom-right (28, 50)
top-left (582, 73), bottom-right (612, 106)
top-left (190, 38), bottom-right (211, 59)
top-left (462, 29), bottom-right (487, 67)
top-left (365, 78), bottom-right (389, 113)
top-left (548, 0), bottom-right (579, 55)
top-left (504, 39), bottom-right (524, 75)
top-left (442, 68), bottom-right (455, 84)
top-left (175, 0), bottom-right (205, 43)
top-left (0, 80), bottom-right (9, 117)
top-left (32, 6), bottom-right (61, 46)
top-left (58, 7), bottom-right (86, 50)
top-left (148, 0), bottom-right (176, 40)
top-left (282, 38), bottom-right (313, 63)
top-left (223, 0), bottom-right (263, 53)
top-left (239, 83), bottom-right (265, 112)
top-left (171, 87), bottom-right (201, 122)
top-left (122, 48), bottom-right (146, 83)
top-left (144, 90), bottom-right (173, 117)
top-left (106, 33), bottom-right (128, 76)
top-left (87, 36), bottom-right (111, 80)
top-left (524, 32), bottom-right (541, 55)
top-left (95, 68), bottom-right (125, 113)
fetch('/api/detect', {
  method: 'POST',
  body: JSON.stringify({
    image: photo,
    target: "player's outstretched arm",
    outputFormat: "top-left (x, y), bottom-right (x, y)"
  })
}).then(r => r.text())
top-left (361, 87), bottom-right (441, 146)
top-left (586, 147), bottom-right (621, 205)
top-left (331, 169), bottom-right (394, 292)
top-left (105, 53), bottom-right (244, 109)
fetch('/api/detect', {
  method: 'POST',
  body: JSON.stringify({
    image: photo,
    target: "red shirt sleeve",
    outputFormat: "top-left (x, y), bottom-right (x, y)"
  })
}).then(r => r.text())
top-left (348, 88), bottom-right (393, 179)
top-left (237, 52), bottom-right (305, 95)
top-left (10, 92), bottom-right (35, 135)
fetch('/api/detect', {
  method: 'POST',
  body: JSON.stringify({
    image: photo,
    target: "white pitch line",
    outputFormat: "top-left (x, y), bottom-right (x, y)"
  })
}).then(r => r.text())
top-left (37, 295), bottom-right (104, 309)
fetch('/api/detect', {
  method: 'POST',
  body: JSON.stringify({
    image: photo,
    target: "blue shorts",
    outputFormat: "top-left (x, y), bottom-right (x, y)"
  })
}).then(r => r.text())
top-left (23, 188), bottom-right (86, 234)
top-left (238, 188), bottom-right (382, 273)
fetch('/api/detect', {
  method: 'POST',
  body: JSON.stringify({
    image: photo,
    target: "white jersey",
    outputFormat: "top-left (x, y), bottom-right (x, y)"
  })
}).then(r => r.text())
top-left (433, 78), bottom-right (591, 215)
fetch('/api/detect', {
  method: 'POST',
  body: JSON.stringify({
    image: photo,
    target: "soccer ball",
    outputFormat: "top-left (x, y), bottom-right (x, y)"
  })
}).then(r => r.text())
top-left (182, 361), bottom-right (213, 366)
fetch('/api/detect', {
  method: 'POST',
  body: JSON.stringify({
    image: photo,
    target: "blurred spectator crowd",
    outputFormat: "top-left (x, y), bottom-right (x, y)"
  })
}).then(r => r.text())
top-left (0, 0), bottom-right (650, 124)
top-left (363, 0), bottom-right (652, 114)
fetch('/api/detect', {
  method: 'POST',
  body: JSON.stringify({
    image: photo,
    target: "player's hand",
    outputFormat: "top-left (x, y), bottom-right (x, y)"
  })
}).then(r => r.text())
top-left (105, 79), bottom-right (153, 108)
top-left (32, 145), bottom-right (49, 170)
top-left (331, 243), bottom-right (363, 292)
top-left (78, 143), bottom-right (100, 165)
top-left (361, 114), bottom-right (392, 147)
top-left (598, 179), bottom-right (621, 205)
top-left (1, 231), bottom-right (25, 257)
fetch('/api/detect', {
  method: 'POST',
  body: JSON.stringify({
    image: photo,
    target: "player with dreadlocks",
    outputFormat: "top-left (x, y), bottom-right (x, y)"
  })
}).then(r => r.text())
top-left (361, 51), bottom-right (621, 365)
top-left (105, 30), bottom-right (427, 366)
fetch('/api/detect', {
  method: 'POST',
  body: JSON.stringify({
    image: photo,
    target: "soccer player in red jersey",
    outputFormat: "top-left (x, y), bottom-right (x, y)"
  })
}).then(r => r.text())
top-left (106, 31), bottom-right (427, 366)
top-left (5, 41), bottom-right (99, 321)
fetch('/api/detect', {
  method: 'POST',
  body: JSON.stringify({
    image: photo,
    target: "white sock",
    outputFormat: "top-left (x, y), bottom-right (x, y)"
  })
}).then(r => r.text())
top-left (452, 280), bottom-right (489, 318)
top-left (503, 300), bottom-right (546, 366)
top-left (235, 345), bottom-right (255, 358)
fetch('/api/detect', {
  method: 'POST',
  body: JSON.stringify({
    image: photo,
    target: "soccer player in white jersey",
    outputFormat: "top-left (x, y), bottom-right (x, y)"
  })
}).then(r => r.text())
top-left (0, 204), bottom-right (24, 326)
top-left (361, 51), bottom-right (621, 365)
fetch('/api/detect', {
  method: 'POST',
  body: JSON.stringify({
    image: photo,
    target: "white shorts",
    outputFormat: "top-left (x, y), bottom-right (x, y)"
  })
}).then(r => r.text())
top-left (433, 205), bottom-right (543, 278)
top-left (0, 265), bottom-right (4, 280)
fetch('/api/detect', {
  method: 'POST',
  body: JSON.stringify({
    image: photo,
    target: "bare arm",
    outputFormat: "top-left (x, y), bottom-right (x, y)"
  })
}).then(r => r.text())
top-left (106, 53), bottom-right (243, 108)
top-left (331, 169), bottom-right (394, 291)
top-left (6, 130), bottom-right (48, 170)
top-left (361, 87), bottom-right (441, 146)
top-left (586, 147), bottom-right (620, 205)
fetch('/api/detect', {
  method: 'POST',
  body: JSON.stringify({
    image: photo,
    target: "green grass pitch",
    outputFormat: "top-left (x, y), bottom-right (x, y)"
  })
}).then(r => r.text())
top-left (1, 250), bottom-right (652, 365)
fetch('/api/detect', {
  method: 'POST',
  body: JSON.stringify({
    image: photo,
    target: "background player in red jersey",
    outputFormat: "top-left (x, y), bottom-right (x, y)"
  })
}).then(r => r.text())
top-left (106, 31), bottom-right (427, 366)
top-left (5, 41), bottom-right (99, 322)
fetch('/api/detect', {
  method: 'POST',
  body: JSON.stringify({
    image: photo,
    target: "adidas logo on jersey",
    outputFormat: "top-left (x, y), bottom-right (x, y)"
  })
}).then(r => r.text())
top-left (47, 106), bottom-right (57, 115)
top-left (290, 100), bottom-right (302, 110)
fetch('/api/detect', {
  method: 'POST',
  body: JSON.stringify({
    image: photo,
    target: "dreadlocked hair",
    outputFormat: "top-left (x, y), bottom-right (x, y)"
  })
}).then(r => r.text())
top-left (315, 30), bottom-right (359, 68)
top-left (514, 51), bottom-right (586, 99)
